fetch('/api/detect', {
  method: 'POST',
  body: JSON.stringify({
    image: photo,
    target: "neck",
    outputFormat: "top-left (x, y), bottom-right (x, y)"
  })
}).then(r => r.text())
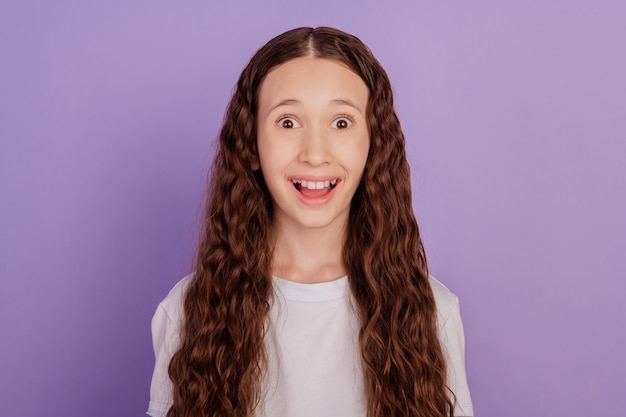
top-left (272, 221), bottom-right (347, 284)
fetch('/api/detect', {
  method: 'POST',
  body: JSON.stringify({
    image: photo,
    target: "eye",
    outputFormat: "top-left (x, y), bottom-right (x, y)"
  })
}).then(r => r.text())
top-left (277, 116), bottom-right (301, 129)
top-left (331, 116), bottom-right (353, 129)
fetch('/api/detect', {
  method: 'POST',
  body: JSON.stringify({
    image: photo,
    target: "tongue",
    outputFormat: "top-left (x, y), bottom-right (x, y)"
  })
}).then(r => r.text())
top-left (300, 187), bottom-right (329, 198)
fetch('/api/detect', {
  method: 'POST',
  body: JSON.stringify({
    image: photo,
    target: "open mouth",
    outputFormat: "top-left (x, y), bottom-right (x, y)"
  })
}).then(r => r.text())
top-left (291, 179), bottom-right (339, 197)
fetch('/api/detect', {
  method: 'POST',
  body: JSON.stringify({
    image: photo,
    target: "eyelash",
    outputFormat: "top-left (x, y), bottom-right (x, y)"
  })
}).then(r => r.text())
top-left (276, 115), bottom-right (299, 128)
top-left (331, 114), bottom-right (354, 129)
top-left (275, 114), bottom-right (355, 129)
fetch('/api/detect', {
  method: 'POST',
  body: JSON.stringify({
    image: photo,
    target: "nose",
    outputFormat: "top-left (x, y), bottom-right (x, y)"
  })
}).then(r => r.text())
top-left (298, 125), bottom-right (331, 166)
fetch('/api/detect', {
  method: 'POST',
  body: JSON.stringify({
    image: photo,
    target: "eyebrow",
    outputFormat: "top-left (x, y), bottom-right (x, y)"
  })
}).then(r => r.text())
top-left (268, 99), bottom-right (300, 113)
top-left (268, 98), bottom-right (364, 115)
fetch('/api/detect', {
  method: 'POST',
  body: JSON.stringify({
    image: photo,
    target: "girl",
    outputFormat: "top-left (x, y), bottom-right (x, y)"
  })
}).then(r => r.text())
top-left (148, 27), bottom-right (473, 417)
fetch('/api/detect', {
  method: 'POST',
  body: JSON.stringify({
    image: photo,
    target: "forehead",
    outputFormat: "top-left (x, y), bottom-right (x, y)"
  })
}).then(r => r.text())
top-left (257, 57), bottom-right (369, 112)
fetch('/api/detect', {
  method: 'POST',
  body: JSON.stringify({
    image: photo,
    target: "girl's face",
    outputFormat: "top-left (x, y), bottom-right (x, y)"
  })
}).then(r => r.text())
top-left (256, 57), bottom-right (370, 234)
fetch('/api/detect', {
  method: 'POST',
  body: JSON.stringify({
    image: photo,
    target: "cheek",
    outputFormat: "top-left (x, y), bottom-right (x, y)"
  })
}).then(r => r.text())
top-left (258, 143), bottom-right (285, 170)
top-left (349, 135), bottom-right (370, 171)
top-left (256, 130), bottom-right (275, 169)
top-left (258, 132), bottom-right (297, 168)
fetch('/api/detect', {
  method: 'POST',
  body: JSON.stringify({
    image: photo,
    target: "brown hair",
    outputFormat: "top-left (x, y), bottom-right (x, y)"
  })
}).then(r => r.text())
top-left (167, 27), bottom-right (454, 417)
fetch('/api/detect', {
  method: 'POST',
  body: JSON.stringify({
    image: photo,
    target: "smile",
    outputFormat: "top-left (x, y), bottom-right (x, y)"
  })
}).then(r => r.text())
top-left (291, 179), bottom-right (338, 191)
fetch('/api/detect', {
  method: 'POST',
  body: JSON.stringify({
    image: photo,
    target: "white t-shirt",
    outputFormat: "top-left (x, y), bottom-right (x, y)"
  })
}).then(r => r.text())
top-left (147, 275), bottom-right (474, 417)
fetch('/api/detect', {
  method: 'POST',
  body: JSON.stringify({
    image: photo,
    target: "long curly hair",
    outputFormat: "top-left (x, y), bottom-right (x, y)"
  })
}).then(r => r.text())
top-left (167, 27), bottom-right (454, 417)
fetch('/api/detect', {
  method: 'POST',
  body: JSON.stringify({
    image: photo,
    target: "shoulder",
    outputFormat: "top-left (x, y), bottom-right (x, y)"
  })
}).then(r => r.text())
top-left (153, 273), bottom-right (194, 325)
top-left (428, 275), bottom-right (460, 330)
top-left (428, 276), bottom-right (474, 416)
top-left (148, 275), bottom-right (194, 416)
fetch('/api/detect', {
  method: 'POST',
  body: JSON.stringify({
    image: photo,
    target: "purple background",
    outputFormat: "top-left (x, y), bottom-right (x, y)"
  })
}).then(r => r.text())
top-left (1, 1), bottom-right (624, 416)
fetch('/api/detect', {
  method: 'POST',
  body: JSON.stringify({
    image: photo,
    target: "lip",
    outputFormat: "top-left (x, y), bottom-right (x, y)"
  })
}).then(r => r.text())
top-left (287, 175), bottom-right (340, 182)
top-left (288, 176), bottom-right (341, 206)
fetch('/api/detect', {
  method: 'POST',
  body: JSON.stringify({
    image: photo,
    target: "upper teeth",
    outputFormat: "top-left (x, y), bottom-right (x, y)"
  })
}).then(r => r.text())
top-left (293, 179), bottom-right (337, 190)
